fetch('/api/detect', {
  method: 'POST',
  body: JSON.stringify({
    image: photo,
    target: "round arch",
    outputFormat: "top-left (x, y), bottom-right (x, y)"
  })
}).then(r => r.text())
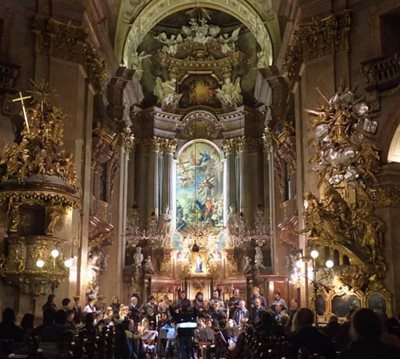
top-left (122, 0), bottom-right (273, 68)
top-left (177, 138), bottom-right (223, 161)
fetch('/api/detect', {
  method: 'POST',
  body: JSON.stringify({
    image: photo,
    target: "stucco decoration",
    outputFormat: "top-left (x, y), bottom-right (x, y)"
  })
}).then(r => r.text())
top-left (122, 0), bottom-right (273, 68)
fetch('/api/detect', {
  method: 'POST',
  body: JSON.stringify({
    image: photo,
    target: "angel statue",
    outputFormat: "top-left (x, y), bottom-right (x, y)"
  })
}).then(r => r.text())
top-left (242, 255), bottom-right (252, 274)
top-left (254, 246), bottom-right (267, 271)
top-left (154, 32), bottom-right (182, 55)
top-left (153, 77), bottom-right (181, 109)
top-left (216, 76), bottom-right (243, 108)
top-left (130, 50), bottom-right (151, 81)
top-left (219, 27), bottom-right (240, 54)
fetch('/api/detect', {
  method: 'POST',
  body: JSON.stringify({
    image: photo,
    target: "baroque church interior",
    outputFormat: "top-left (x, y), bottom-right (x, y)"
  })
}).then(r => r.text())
top-left (1, 0), bottom-right (400, 358)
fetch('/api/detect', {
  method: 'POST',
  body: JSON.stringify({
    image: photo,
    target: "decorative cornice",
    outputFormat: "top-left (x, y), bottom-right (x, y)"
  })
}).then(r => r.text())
top-left (135, 136), bottom-right (177, 153)
top-left (222, 136), bottom-right (263, 153)
top-left (284, 12), bottom-right (351, 84)
top-left (32, 18), bottom-right (107, 93)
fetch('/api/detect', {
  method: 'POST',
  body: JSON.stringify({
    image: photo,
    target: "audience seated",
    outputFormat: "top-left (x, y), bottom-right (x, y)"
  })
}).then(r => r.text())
top-left (339, 308), bottom-right (400, 359)
top-left (288, 308), bottom-right (336, 359)
top-left (3, 289), bottom-right (400, 359)
top-left (0, 308), bottom-right (24, 342)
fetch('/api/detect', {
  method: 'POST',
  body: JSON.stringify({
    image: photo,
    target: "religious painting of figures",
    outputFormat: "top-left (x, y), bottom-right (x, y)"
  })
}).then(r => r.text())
top-left (179, 75), bottom-right (221, 108)
top-left (176, 140), bottom-right (223, 233)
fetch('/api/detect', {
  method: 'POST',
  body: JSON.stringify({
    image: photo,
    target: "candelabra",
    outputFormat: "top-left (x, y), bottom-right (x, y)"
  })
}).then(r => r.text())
top-left (228, 207), bottom-right (271, 247)
top-left (291, 249), bottom-right (333, 325)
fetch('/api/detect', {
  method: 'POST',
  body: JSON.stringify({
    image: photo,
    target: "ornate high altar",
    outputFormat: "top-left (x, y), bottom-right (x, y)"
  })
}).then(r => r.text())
top-left (123, 15), bottom-right (272, 300)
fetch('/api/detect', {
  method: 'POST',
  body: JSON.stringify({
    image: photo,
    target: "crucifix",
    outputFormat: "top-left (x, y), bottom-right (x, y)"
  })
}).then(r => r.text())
top-left (12, 91), bottom-right (32, 133)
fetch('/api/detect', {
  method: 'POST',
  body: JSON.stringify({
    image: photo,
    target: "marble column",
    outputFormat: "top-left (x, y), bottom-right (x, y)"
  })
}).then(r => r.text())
top-left (161, 140), bottom-right (177, 213)
top-left (101, 146), bottom-right (128, 301)
top-left (151, 139), bottom-right (160, 216)
top-left (223, 141), bottom-right (237, 216)
top-left (135, 140), bottom-right (149, 226)
top-left (237, 138), bottom-right (251, 224)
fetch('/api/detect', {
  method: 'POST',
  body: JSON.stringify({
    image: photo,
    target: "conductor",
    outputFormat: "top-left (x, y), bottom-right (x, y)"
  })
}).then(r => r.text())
top-left (170, 291), bottom-right (198, 359)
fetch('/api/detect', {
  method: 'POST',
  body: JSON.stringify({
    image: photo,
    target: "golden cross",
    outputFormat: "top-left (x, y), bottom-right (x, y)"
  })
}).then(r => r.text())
top-left (12, 91), bottom-right (32, 133)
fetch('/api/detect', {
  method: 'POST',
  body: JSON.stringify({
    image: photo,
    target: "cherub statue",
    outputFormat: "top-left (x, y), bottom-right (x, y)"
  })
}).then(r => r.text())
top-left (216, 76), bottom-right (242, 108)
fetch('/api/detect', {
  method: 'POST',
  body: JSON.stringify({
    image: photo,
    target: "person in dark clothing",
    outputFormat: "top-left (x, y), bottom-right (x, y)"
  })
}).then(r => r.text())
top-left (32, 308), bottom-right (55, 339)
top-left (20, 313), bottom-right (35, 342)
top-left (0, 308), bottom-right (24, 342)
top-left (175, 290), bottom-right (191, 313)
top-left (42, 294), bottom-right (57, 314)
top-left (110, 296), bottom-right (121, 314)
top-left (339, 308), bottom-right (400, 359)
top-left (288, 308), bottom-right (336, 359)
top-left (169, 302), bottom-right (198, 359)
top-left (41, 309), bottom-right (73, 343)
top-left (323, 315), bottom-right (340, 339)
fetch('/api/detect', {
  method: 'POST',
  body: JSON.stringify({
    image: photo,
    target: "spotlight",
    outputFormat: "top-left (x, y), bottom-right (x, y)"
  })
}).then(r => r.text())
top-left (36, 259), bottom-right (45, 268)
top-left (310, 250), bottom-right (319, 259)
top-left (51, 249), bottom-right (60, 259)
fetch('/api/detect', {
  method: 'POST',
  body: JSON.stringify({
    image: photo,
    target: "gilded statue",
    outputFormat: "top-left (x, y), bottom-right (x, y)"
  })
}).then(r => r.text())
top-left (216, 76), bottom-right (242, 108)
top-left (302, 191), bottom-right (346, 243)
top-left (143, 255), bottom-right (155, 274)
top-left (45, 205), bottom-right (64, 235)
top-left (362, 218), bottom-right (384, 263)
top-left (8, 204), bottom-right (21, 233)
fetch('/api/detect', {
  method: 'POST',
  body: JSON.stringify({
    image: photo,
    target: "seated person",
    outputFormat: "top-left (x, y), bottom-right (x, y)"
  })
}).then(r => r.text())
top-left (288, 308), bottom-right (336, 359)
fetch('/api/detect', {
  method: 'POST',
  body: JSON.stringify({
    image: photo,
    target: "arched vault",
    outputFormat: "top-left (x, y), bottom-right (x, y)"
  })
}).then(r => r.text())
top-left (115, 0), bottom-right (277, 68)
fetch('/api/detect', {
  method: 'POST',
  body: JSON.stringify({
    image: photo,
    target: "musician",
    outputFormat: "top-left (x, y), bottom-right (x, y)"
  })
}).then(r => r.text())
top-left (232, 300), bottom-right (249, 326)
top-left (175, 290), bottom-right (191, 312)
top-left (228, 288), bottom-right (241, 318)
top-left (209, 289), bottom-right (225, 310)
top-left (128, 294), bottom-right (141, 323)
top-left (211, 302), bottom-right (227, 322)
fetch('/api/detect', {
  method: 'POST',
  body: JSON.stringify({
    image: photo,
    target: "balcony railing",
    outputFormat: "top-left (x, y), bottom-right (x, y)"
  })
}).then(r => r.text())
top-left (361, 52), bottom-right (400, 91)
